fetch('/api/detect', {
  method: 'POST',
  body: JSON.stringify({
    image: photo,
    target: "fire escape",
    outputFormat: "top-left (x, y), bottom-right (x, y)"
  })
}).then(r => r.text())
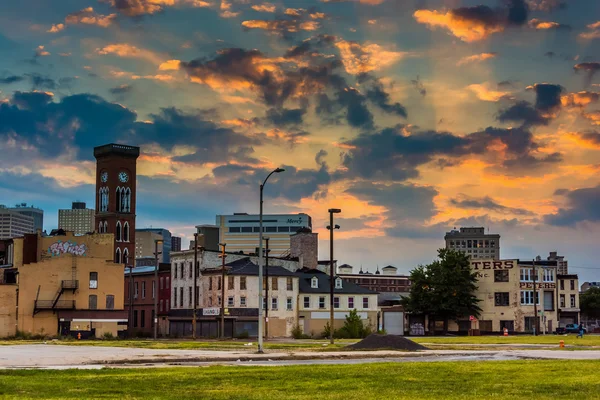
top-left (33, 280), bottom-right (78, 315)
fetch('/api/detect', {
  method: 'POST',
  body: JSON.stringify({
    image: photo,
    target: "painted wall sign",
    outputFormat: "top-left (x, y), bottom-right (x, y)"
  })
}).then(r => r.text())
top-left (48, 240), bottom-right (87, 257)
top-left (519, 282), bottom-right (556, 289)
top-left (471, 260), bottom-right (515, 270)
top-left (202, 308), bottom-right (220, 316)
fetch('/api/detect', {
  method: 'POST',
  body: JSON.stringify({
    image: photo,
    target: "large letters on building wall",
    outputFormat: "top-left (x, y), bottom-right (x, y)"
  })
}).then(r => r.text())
top-left (48, 240), bottom-right (87, 257)
top-left (471, 260), bottom-right (514, 270)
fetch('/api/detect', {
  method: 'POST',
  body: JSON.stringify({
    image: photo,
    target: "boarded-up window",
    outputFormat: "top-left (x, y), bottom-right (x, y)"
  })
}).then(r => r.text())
top-left (106, 295), bottom-right (114, 310)
top-left (89, 272), bottom-right (98, 289)
top-left (89, 295), bottom-right (97, 310)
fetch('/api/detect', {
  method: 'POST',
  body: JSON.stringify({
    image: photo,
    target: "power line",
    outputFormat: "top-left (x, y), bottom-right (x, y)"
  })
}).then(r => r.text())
top-left (568, 266), bottom-right (600, 270)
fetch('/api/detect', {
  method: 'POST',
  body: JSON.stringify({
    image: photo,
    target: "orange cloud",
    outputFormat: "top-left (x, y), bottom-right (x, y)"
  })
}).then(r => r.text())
top-left (36, 45), bottom-right (50, 56)
top-left (579, 21), bottom-right (600, 39)
top-left (583, 110), bottom-right (600, 125)
top-left (561, 91), bottom-right (600, 107)
top-left (467, 83), bottom-right (512, 102)
top-left (334, 40), bottom-right (408, 75)
top-left (242, 19), bottom-right (320, 32)
top-left (251, 3), bottom-right (276, 12)
top-left (96, 43), bottom-right (163, 65)
top-left (158, 59), bottom-right (182, 71)
top-left (456, 52), bottom-right (497, 66)
top-left (528, 18), bottom-right (570, 30)
top-left (47, 23), bottom-right (65, 33)
top-left (65, 7), bottom-right (117, 28)
top-left (413, 9), bottom-right (504, 42)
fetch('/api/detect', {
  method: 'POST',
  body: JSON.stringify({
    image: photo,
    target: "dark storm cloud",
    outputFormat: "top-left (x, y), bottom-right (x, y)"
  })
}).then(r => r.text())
top-left (450, 0), bottom-right (529, 29)
top-left (0, 91), bottom-right (262, 164)
top-left (450, 195), bottom-right (534, 216)
top-left (106, 0), bottom-right (166, 17)
top-left (574, 62), bottom-right (600, 86)
top-left (411, 76), bottom-right (427, 97)
top-left (340, 124), bottom-right (559, 180)
top-left (358, 75), bottom-right (407, 118)
top-left (497, 101), bottom-right (550, 126)
top-left (265, 107), bottom-right (306, 126)
top-left (0, 75), bottom-right (24, 84)
top-left (532, 83), bottom-right (563, 112)
top-left (25, 73), bottom-right (56, 90)
top-left (544, 184), bottom-right (600, 226)
top-left (580, 131), bottom-right (600, 146)
top-left (497, 83), bottom-right (563, 127)
top-left (341, 126), bottom-right (469, 180)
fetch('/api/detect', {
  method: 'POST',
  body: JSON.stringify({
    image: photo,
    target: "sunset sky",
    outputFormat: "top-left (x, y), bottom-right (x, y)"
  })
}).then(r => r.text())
top-left (1, 0), bottom-right (599, 281)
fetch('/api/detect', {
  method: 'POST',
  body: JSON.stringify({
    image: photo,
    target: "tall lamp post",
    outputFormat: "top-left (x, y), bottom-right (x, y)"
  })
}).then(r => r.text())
top-left (263, 237), bottom-right (270, 339)
top-left (153, 239), bottom-right (163, 340)
top-left (219, 243), bottom-right (227, 338)
top-left (258, 167), bottom-right (285, 353)
top-left (327, 208), bottom-right (341, 345)
top-left (192, 233), bottom-right (198, 340)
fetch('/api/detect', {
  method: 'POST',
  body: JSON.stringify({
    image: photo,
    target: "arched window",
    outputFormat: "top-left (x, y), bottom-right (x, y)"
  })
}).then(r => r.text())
top-left (123, 248), bottom-right (129, 265)
top-left (123, 222), bottom-right (130, 242)
top-left (115, 248), bottom-right (122, 264)
top-left (99, 187), bottom-right (109, 212)
top-left (116, 187), bottom-right (122, 212)
top-left (103, 221), bottom-right (108, 233)
top-left (98, 221), bottom-right (103, 233)
top-left (124, 188), bottom-right (131, 212)
top-left (116, 221), bottom-right (122, 242)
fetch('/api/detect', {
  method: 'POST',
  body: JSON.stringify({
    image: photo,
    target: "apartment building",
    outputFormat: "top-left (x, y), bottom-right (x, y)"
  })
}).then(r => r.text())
top-left (444, 227), bottom-right (500, 260)
top-left (58, 202), bottom-right (95, 235)
top-left (0, 205), bottom-right (35, 240)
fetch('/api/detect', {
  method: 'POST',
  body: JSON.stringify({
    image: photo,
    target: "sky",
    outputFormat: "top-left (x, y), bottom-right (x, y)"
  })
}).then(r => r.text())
top-left (1, 0), bottom-right (600, 282)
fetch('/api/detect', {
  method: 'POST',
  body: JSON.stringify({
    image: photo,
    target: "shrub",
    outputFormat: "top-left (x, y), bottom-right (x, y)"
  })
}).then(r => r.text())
top-left (291, 324), bottom-right (311, 339)
top-left (377, 329), bottom-right (387, 335)
top-left (103, 332), bottom-right (115, 340)
top-left (321, 322), bottom-right (332, 339)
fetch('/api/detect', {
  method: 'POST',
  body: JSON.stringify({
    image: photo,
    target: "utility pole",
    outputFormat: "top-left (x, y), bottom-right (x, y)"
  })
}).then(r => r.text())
top-left (327, 208), bottom-right (341, 345)
top-left (153, 239), bottom-right (162, 340)
top-left (128, 265), bottom-right (133, 336)
top-left (264, 237), bottom-right (270, 339)
top-left (219, 243), bottom-right (227, 338)
top-left (532, 259), bottom-right (539, 336)
top-left (192, 233), bottom-right (198, 340)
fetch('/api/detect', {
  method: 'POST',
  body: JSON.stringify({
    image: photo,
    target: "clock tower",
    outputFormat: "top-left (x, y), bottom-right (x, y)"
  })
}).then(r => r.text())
top-left (94, 143), bottom-right (140, 266)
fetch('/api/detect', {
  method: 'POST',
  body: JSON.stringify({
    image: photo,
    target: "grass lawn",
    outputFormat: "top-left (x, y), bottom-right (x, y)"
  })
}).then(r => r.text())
top-left (1, 361), bottom-right (599, 399)
top-left (411, 335), bottom-right (600, 347)
top-left (0, 339), bottom-right (351, 351)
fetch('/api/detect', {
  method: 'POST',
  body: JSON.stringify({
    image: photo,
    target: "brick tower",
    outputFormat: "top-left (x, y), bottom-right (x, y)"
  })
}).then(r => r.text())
top-left (94, 143), bottom-right (140, 266)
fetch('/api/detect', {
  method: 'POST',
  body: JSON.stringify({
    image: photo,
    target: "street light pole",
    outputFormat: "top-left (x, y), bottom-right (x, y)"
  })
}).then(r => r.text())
top-left (327, 208), bottom-right (341, 345)
top-left (258, 167), bottom-right (285, 354)
top-left (153, 239), bottom-right (163, 340)
top-left (219, 243), bottom-right (227, 338)
top-left (264, 237), bottom-right (270, 339)
top-left (193, 233), bottom-right (198, 340)
top-left (532, 259), bottom-right (539, 336)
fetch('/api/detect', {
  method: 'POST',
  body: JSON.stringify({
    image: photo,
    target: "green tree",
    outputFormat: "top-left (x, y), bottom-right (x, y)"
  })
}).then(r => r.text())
top-left (580, 287), bottom-right (600, 320)
top-left (401, 248), bottom-right (481, 334)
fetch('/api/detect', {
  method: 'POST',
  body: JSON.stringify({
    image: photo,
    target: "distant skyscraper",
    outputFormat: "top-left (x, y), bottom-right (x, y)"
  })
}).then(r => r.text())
top-left (0, 205), bottom-right (35, 239)
top-left (547, 251), bottom-right (568, 274)
top-left (7, 203), bottom-right (43, 232)
top-left (58, 202), bottom-right (95, 235)
top-left (135, 228), bottom-right (172, 263)
top-left (444, 227), bottom-right (501, 260)
top-left (171, 236), bottom-right (182, 252)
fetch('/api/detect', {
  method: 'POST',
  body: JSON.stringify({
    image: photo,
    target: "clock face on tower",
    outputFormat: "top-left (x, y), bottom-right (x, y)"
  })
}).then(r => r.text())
top-left (101, 172), bottom-right (108, 182)
top-left (118, 171), bottom-right (129, 183)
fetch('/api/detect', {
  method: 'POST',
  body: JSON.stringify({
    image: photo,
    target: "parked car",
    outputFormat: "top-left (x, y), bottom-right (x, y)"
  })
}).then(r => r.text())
top-left (555, 324), bottom-right (587, 334)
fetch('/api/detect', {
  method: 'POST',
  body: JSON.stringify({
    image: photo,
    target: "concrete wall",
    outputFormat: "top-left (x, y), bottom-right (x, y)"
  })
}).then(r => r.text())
top-left (0, 284), bottom-right (17, 337)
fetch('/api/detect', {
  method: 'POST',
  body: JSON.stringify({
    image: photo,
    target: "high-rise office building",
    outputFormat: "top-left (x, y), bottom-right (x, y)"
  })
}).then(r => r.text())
top-left (171, 236), bottom-right (182, 252)
top-left (0, 205), bottom-right (35, 239)
top-left (58, 202), bottom-right (95, 235)
top-left (444, 227), bottom-right (501, 260)
top-left (7, 203), bottom-right (43, 232)
top-left (547, 251), bottom-right (568, 274)
top-left (216, 213), bottom-right (312, 256)
top-left (135, 228), bottom-right (172, 263)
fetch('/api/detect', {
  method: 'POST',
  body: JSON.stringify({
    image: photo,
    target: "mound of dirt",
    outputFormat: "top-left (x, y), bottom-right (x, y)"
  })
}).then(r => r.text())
top-left (347, 334), bottom-right (428, 351)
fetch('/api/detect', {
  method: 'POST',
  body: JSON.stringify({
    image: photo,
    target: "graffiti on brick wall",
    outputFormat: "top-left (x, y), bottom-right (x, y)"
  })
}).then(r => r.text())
top-left (48, 240), bottom-right (87, 257)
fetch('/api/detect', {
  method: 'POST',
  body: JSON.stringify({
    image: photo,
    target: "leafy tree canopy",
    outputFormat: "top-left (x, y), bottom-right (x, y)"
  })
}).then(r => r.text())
top-left (580, 287), bottom-right (600, 320)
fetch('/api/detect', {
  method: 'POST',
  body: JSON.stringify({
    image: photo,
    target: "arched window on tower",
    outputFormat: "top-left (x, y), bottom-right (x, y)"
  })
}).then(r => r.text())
top-left (116, 187), bottom-right (122, 212)
top-left (99, 187), bottom-right (109, 212)
top-left (115, 248), bottom-right (122, 264)
top-left (116, 221), bottom-right (122, 242)
top-left (124, 188), bottom-right (131, 212)
top-left (123, 222), bottom-right (130, 242)
top-left (103, 221), bottom-right (108, 233)
top-left (123, 248), bottom-right (129, 265)
top-left (99, 221), bottom-right (103, 233)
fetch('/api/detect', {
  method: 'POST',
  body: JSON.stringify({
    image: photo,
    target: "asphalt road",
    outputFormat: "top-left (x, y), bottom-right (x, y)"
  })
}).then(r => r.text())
top-left (1, 344), bottom-right (599, 369)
